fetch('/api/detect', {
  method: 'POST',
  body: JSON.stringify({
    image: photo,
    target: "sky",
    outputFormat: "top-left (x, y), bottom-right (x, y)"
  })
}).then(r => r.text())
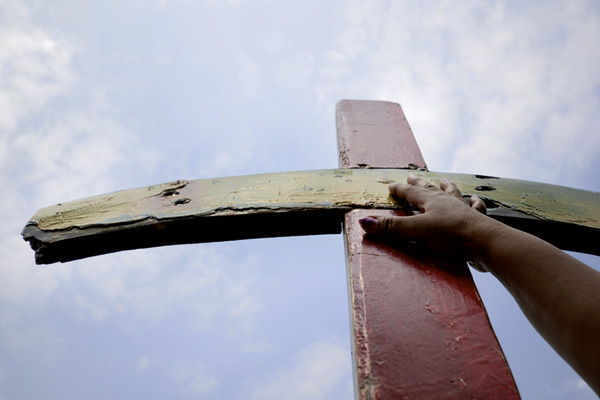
top-left (1, 0), bottom-right (599, 399)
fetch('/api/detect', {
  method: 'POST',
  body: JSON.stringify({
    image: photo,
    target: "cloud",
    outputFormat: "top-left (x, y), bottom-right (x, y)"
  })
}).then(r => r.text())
top-left (67, 244), bottom-right (264, 334)
top-left (251, 340), bottom-right (353, 400)
top-left (0, 0), bottom-right (158, 317)
top-left (200, 130), bottom-right (257, 178)
top-left (0, 5), bottom-right (270, 396)
top-left (0, 1), bottom-right (162, 206)
top-left (545, 377), bottom-right (597, 399)
top-left (0, 1), bottom-right (172, 379)
top-left (0, 23), bottom-right (72, 132)
top-left (444, 1), bottom-right (600, 181)
top-left (170, 361), bottom-right (219, 397)
top-left (317, 0), bottom-right (600, 184)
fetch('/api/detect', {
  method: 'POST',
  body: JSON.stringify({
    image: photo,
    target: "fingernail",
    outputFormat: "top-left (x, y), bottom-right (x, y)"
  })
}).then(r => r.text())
top-left (472, 194), bottom-right (480, 200)
top-left (359, 217), bottom-right (377, 232)
top-left (442, 178), bottom-right (450, 183)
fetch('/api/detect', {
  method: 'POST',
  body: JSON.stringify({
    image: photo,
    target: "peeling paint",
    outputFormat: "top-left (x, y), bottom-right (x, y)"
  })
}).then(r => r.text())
top-left (26, 169), bottom-right (600, 233)
top-left (21, 168), bottom-right (600, 264)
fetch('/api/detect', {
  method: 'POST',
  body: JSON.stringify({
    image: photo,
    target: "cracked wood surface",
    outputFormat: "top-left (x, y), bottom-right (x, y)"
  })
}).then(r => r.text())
top-left (22, 169), bottom-right (600, 264)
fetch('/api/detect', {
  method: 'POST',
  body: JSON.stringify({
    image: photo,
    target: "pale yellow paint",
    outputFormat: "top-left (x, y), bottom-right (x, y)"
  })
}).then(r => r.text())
top-left (27, 169), bottom-right (600, 232)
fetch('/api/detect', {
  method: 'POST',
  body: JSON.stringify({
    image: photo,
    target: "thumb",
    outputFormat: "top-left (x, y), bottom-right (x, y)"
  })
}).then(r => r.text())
top-left (358, 215), bottom-right (427, 241)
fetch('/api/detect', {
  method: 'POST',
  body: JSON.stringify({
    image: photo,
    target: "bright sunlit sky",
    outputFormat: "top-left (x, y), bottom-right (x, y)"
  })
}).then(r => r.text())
top-left (1, 0), bottom-right (600, 399)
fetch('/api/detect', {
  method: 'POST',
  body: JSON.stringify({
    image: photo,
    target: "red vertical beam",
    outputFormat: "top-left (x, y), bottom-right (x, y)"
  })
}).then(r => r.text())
top-left (337, 100), bottom-right (520, 399)
top-left (337, 100), bottom-right (427, 170)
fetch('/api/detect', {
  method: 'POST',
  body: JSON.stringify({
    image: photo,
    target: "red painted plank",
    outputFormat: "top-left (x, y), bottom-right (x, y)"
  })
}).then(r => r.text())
top-left (346, 210), bottom-right (520, 399)
top-left (336, 100), bottom-right (520, 399)
top-left (336, 100), bottom-right (427, 170)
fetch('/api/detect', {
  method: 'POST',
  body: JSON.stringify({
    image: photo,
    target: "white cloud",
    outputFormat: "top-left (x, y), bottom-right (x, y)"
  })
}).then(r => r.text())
top-left (251, 340), bottom-right (353, 400)
top-left (170, 362), bottom-right (219, 397)
top-left (71, 246), bottom-right (228, 325)
top-left (0, 26), bottom-right (72, 131)
top-left (0, 4), bottom-right (267, 392)
top-left (198, 130), bottom-right (256, 178)
top-left (0, 0), bottom-right (171, 379)
top-left (445, 1), bottom-right (600, 181)
top-left (0, 0), bottom-right (161, 324)
top-left (319, 0), bottom-right (600, 184)
top-left (0, 0), bottom-right (161, 207)
top-left (545, 377), bottom-right (597, 399)
top-left (0, 236), bottom-right (68, 307)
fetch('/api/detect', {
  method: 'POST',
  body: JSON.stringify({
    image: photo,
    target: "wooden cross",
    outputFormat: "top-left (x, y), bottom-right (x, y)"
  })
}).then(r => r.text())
top-left (23, 100), bottom-right (600, 398)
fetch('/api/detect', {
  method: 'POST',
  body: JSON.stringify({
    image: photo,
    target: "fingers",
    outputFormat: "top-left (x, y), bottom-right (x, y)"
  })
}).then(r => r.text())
top-left (470, 194), bottom-right (487, 215)
top-left (359, 214), bottom-right (429, 242)
top-left (359, 215), bottom-right (490, 273)
top-left (389, 175), bottom-right (438, 209)
top-left (363, 176), bottom-right (491, 271)
top-left (388, 183), bottom-right (424, 209)
top-left (440, 178), bottom-right (464, 201)
top-left (390, 175), bottom-right (486, 214)
top-left (407, 174), bottom-right (438, 190)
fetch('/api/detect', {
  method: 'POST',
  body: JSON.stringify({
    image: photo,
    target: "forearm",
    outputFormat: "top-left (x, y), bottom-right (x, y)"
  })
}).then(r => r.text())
top-left (472, 217), bottom-right (600, 394)
top-left (369, 176), bottom-right (600, 392)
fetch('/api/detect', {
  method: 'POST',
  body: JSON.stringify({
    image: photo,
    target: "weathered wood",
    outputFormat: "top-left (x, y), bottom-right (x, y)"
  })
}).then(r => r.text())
top-left (346, 209), bottom-right (521, 398)
top-left (337, 100), bottom-right (520, 399)
top-left (22, 169), bottom-right (600, 264)
top-left (336, 100), bottom-right (427, 170)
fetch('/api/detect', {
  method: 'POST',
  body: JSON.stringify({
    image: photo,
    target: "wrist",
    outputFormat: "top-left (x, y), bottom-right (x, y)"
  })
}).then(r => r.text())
top-left (465, 213), bottom-right (507, 268)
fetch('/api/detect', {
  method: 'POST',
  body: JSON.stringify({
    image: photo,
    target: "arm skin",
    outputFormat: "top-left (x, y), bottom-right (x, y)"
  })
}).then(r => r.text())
top-left (359, 174), bottom-right (600, 395)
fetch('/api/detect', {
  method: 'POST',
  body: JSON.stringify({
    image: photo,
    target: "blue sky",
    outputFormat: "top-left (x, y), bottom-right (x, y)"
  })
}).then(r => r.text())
top-left (1, 0), bottom-right (599, 399)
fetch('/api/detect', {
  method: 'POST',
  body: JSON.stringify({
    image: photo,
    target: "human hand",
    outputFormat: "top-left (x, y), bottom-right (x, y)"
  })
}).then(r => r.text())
top-left (358, 174), bottom-right (490, 272)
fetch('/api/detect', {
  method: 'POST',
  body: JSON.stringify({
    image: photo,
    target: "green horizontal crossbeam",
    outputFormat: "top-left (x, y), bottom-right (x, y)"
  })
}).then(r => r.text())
top-left (22, 169), bottom-right (600, 264)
